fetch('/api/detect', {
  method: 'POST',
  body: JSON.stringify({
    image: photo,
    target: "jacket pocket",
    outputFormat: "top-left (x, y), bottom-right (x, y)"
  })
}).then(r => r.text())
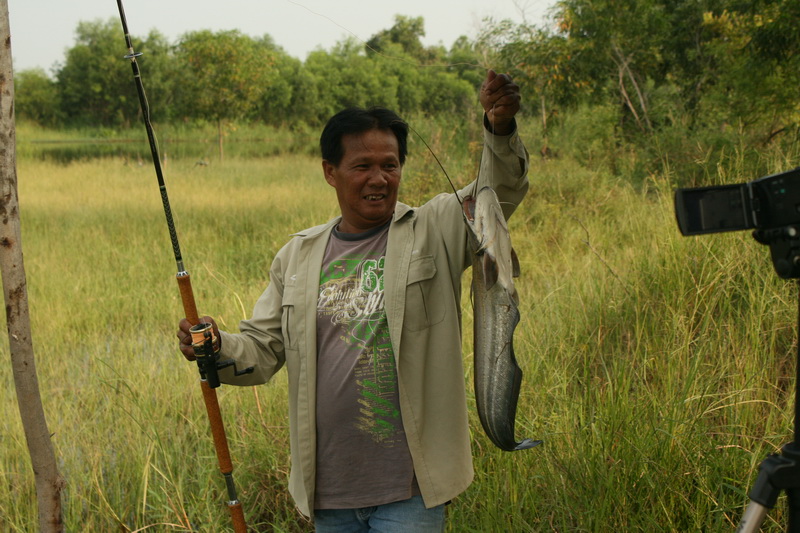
top-left (403, 255), bottom-right (445, 331)
top-left (282, 284), bottom-right (298, 350)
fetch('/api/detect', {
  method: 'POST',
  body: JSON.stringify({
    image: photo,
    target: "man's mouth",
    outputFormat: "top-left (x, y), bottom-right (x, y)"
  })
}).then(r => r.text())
top-left (365, 194), bottom-right (385, 201)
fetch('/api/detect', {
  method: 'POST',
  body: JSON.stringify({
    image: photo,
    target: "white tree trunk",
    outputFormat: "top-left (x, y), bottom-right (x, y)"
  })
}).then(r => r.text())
top-left (0, 3), bottom-right (65, 531)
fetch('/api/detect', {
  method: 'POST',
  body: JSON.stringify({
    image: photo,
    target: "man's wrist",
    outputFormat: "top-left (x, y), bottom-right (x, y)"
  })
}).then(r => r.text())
top-left (483, 113), bottom-right (516, 135)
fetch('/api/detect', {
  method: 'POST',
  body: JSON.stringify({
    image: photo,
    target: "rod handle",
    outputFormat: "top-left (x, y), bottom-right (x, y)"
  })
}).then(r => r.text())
top-left (201, 380), bottom-right (234, 472)
top-left (177, 271), bottom-right (200, 325)
top-left (201, 381), bottom-right (247, 528)
top-left (229, 501), bottom-right (247, 533)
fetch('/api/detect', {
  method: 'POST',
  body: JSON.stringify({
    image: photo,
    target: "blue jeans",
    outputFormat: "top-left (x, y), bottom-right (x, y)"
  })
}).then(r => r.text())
top-left (314, 495), bottom-right (446, 533)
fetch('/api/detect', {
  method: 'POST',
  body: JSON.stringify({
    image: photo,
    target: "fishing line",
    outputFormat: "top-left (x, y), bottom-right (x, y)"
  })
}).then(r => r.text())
top-left (470, 101), bottom-right (498, 202)
top-left (404, 99), bottom-right (502, 207)
top-left (482, 102), bottom-right (498, 198)
top-left (405, 123), bottom-right (463, 205)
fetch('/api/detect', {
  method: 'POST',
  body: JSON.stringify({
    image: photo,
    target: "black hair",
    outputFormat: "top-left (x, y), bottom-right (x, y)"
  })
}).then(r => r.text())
top-left (320, 106), bottom-right (409, 166)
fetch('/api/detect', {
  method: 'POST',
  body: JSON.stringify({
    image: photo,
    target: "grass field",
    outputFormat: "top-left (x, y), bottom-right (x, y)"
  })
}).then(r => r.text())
top-left (2, 126), bottom-right (799, 531)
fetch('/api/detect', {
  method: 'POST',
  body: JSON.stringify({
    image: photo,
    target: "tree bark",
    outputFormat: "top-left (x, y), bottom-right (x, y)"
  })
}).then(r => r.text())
top-left (612, 43), bottom-right (652, 134)
top-left (0, 3), bottom-right (65, 531)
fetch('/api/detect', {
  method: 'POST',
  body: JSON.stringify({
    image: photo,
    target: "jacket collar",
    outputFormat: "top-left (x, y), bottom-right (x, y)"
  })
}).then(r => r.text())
top-left (291, 202), bottom-right (415, 239)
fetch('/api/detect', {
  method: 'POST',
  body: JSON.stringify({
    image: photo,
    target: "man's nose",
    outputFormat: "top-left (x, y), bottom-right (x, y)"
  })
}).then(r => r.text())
top-left (367, 166), bottom-right (388, 184)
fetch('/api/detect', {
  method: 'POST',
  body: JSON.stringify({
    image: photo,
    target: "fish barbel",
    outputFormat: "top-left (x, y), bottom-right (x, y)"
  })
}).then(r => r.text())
top-left (463, 186), bottom-right (541, 452)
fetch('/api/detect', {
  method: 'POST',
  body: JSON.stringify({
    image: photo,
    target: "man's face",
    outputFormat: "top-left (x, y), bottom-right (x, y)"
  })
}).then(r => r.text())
top-left (323, 128), bottom-right (402, 234)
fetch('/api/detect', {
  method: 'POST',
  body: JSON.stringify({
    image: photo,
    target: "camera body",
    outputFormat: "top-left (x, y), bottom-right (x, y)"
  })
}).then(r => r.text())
top-left (675, 168), bottom-right (800, 236)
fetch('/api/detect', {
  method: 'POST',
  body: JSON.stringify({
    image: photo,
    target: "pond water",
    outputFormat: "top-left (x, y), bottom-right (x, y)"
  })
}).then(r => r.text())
top-left (19, 137), bottom-right (314, 163)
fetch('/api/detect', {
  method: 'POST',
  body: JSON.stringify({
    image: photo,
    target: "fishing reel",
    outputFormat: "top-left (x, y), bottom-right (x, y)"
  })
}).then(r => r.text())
top-left (189, 322), bottom-right (254, 388)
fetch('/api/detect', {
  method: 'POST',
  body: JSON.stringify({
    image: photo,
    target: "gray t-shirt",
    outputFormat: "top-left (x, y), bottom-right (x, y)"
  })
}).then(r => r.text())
top-left (314, 222), bottom-right (416, 509)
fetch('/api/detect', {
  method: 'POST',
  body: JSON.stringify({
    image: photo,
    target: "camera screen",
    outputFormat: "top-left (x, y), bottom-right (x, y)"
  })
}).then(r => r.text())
top-left (674, 184), bottom-right (752, 235)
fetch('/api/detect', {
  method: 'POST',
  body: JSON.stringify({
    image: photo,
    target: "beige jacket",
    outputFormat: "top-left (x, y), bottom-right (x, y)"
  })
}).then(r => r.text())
top-left (217, 124), bottom-right (529, 517)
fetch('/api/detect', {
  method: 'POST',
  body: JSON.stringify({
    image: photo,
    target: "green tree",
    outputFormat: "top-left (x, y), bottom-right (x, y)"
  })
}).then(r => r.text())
top-left (301, 39), bottom-right (400, 124)
top-left (365, 15), bottom-right (445, 64)
top-left (56, 19), bottom-right (173, 127)
top-left (750, 0), bottom-right (800, 137)
top-left (251, 36), bottom-right (302, 126)
top-left (657, 0), bottom-right (723, 116)
top-left (700, 1), bottom-right (800, 140)
top-left (174, 30), bottom-right (277, 158)
top-left (287, 63), bottom-right (327, 126)
top-left (554, 0), bottom-right (675, 135)
top-left (415, 65), bottom-right (473, 117)
top-left (446, 36), bottom-right (485, 89)
top-left (56, 19), bottom-right (135, 126)
top-left (14, 69), bottom-right (62, 126)
top-left (485, 21), bottom-right (588, 145)
top-left (131, 29), bottom-right (178, 124)
top-left (366, 15), bottom-right (425, 58)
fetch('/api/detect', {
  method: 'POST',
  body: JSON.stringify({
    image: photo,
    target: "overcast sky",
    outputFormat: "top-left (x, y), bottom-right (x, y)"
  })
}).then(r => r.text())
top-left (7, 0), bottom-right (553, 74)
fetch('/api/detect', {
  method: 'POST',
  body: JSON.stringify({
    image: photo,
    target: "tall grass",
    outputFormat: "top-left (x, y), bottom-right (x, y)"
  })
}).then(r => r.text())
top-left (1, 131), bottom-right (799, 531)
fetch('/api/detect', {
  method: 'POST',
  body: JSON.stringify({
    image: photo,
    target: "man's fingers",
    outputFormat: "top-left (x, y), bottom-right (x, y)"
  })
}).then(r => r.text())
top-left (177, 318), bottom-right (197, 361)
top-left (483, 79), bottom-right (519, 110)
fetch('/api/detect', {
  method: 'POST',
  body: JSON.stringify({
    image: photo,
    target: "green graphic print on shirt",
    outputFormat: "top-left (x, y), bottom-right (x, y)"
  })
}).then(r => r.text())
top-left (318, 254), bottom-right (403, 444)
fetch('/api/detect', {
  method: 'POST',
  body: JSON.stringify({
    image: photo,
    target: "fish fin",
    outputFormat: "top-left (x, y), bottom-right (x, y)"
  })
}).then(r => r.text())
top-left (511, 247), bottom-right (521, 278)
top-left (482, 252), bottom-right (499, 291)
top-left (514, 439), bottom-right (543, 451)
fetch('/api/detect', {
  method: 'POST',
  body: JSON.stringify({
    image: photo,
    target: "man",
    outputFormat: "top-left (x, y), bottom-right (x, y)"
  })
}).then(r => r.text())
top-left (177, 69), bottom-right (530, 531)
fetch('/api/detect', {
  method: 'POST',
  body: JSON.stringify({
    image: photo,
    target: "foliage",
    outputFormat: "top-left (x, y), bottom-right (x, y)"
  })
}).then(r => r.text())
top-left (252, 37), bottom-right (303, 126)
top-left (10, 5), bottom-right (800, 185)
top-left (445, 36), bottom-right (486, 89)
top-left (173, 30), bottom-right (277, 123)
top-left (55, 18), bottom-right (137, 127)
top-left (15, 14), bottom-right (486, 132)
top-left (366, 15), bottom-right (430, 60)
top-left (54, 19), bottom-right (173, 127)
top-left (301, 39), bottom-right (400, 124)
top-left (479, 0), bottom-right (799, 183)
top-left (13, 68), bottom-right (62, 126)
top-left (362, 14), bottom-right (454, 71)
top-left (699, 5), bottom-right (800, 138)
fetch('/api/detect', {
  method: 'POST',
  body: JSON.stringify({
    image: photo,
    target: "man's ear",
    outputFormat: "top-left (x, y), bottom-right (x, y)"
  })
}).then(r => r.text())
top-left (322, 160), bottom-right (336, 187)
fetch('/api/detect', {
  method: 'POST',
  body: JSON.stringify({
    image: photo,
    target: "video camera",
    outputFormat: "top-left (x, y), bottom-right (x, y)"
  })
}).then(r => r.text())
top-left (674, 167), bottom-right (800, 278)
top-left (676, 167), bottom-right (800, 531)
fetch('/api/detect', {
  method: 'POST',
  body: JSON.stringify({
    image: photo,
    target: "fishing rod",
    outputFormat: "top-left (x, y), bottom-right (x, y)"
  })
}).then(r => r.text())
top-left (114, 1), bottom-right (251, 530)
